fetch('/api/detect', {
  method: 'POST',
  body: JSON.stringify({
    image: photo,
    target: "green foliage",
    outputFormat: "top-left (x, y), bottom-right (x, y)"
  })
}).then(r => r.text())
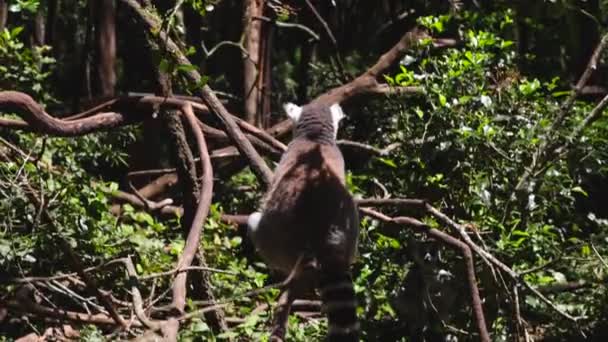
top-left (0, 27), bottom-right (55, 101)
top-left (347, 9), bottom-right (608, 340)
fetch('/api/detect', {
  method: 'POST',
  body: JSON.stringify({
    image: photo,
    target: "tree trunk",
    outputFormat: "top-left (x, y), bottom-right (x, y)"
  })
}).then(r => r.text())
top-left (96, 0), bottom-right (116, 96)
top-left (242, 0), bottom-right (264, 125)
top-left (0, 0), bottom-right (7, 31)
top-left (33, 7), bottom-right (45, 46)
top-left (259, 11), bottom-right (273, 128)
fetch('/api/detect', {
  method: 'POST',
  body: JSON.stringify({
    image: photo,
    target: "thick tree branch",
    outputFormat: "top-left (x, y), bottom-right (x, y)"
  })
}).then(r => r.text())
top-left (0, 91), bottom-right (131, 135)
top-left (312, 28), bottom-right (428, 105)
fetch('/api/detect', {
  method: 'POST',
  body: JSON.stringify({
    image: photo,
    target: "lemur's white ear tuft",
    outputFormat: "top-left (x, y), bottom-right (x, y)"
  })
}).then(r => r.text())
top-left (283, 103), bottom-right (302, 123)
top-left (329, 103), bottom-right (345, 127)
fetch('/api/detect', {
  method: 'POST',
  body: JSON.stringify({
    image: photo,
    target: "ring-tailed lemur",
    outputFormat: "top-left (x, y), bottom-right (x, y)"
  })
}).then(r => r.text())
top-left (248, 102), bottom-right (360, 341)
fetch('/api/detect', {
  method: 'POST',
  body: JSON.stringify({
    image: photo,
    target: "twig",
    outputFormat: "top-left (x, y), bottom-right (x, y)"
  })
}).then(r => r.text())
top-left (591, 242), bottom-right (608, 270)
top-left (254, 15), bottom-right (320, 42)
top-left (122, 256), bottom-right (160, 330)
top-left (0, 153), bottom-right (128, 328)
top-left (140, 266), bottom-right (238, 281)
top-left (337, 140), bottom-right (401, 156)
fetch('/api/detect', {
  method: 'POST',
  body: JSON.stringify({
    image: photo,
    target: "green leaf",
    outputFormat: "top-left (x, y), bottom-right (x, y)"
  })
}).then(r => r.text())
top-left (571, 186), bottom-right (588, 197)
top-left (439, 94), bottom-right (447, 107)
top-left (376, 157), bottom-right (397, 168)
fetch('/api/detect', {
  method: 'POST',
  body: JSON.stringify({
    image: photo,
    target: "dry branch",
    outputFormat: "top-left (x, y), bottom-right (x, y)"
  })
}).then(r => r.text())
top-left (261, 28), bottom-right (430, 136)
top-left (360, 197), bottom-right (583, 326)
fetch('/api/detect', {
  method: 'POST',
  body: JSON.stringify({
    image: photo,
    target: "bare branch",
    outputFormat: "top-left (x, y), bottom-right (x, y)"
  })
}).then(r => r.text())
top-left (312, 28), bottom-right (428, 105)
top-left (171, 104), bottom-right (214, 312)
top-left (0, 91), bottom-right (130, 136)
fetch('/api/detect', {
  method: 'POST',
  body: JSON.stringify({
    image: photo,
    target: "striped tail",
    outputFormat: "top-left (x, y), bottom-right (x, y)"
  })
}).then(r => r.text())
top-left (319, 271), bottom-right (359, 342)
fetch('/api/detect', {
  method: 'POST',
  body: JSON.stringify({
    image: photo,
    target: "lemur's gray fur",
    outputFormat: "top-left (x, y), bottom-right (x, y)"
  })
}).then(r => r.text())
top-left (248, 102), bottom-right (360, 341)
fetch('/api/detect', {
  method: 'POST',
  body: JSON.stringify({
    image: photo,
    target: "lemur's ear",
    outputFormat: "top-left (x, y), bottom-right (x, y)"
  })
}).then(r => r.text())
top-left (283, 103), bottom-right (302, 123)
top-left (329, 103), bottom-right (345, 128)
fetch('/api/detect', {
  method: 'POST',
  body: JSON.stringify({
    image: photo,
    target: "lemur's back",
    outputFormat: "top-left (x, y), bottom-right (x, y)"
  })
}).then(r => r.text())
top-left (254, 140), bottom-right (358, 272)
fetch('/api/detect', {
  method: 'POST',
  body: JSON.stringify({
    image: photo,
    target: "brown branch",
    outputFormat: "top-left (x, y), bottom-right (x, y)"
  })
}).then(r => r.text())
top-left (356, 197), bottom-right (426, 206)
top-left (513, 32), bottom-right (608, 197)
top-left (338, 140), bottom-right (402, 156)
top-left (122, 257), bottom-right (160, 330)
top-left (312, 28), bottom-right (428, 105)
top-left (369, 84), bottom-right (425, 95)
top-left (171, 104), bottom-right (214, 312)
top-left (4, 299), bottom-right (136, 327)
top-left (0, 91), bottom-right (131, 136)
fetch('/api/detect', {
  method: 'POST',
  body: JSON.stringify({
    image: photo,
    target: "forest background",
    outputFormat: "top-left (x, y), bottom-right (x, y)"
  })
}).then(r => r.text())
top-left (1, 1), bottom-right (608, 341)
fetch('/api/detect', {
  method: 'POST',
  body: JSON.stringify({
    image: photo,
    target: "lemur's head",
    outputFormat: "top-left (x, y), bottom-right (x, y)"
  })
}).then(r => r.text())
top-left (283, 102), bottom-right (345, 142)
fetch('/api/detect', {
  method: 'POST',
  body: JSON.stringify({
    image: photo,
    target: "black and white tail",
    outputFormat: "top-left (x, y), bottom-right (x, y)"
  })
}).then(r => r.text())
top-left (319, 271), bottom-right (359, 342)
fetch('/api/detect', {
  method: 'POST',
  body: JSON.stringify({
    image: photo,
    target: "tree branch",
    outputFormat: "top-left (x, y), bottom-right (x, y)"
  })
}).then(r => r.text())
top-left (0, 91), bottom-right (131, 136)
top-left (312, 28), bottom-right (428, 105)
top-left (171, 104), bottom-right (214, 312)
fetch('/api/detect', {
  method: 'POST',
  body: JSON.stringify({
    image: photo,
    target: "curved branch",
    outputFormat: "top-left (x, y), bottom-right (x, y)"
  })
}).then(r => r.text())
top-left (171, 103), bottom-right (214, 312)
top-left (0, 91), bottom-right (131, 136)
